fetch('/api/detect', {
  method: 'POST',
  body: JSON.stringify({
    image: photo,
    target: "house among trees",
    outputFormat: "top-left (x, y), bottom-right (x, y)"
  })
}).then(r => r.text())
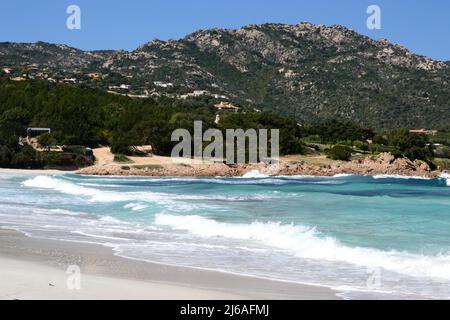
top-left (214, 101), bottom-right (240, 113)
top-left (119, 84), bottom-right (131, 92)
top-left (10, 76), bottom-right (27, 81)
top-left (154, 81), bottom-right (174, 88)
top-left (27, 127), bottom-right (51, 138)
top-left (62, 78), bottom-right (77, 84)
top-left (88, 73), bottom-right (103, 80)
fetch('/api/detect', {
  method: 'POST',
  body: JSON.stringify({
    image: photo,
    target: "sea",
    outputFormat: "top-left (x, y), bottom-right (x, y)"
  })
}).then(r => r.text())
top-left (1, 171), bottom-right (450, 299)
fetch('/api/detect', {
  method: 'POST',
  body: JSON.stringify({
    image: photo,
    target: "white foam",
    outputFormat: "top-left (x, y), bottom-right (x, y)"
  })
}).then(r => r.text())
top-left (124, 203), bottom-right (149, 211)
top-left (279, 174), bottom-right (351, 179)
top-left (48, 208), bottom-right (88, 216)
top-left (242, 170), bottom-right (269, 178)
top-left (440, 173), bottom-right (450, 186)
top-left (22, 176), bottom-right (124, 202)
top-left (373, 174), bottom-right (432, 180)
top-left (154, 214), bottom-right (450, 280)
top-left (21, 176), bottom-right (275, 204)
top-left (333, 173), bottom-right (354, 178)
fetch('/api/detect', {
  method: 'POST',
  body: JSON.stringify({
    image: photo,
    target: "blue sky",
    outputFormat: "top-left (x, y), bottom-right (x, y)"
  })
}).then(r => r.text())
top-left (1, 0), bottom-right (449, 61)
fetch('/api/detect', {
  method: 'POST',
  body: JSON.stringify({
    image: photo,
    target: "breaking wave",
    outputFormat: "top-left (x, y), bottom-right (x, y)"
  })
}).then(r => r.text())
top-left (373, 174), bottom-right (432, 180)
top-left (21, 176), bottom-right (278, 203)
top-left (440, 173), bottom-right (450, 186)
top-left (241, 170), bottom-right (269, 178)
top-left (154, 214), bottom-right (450, 280)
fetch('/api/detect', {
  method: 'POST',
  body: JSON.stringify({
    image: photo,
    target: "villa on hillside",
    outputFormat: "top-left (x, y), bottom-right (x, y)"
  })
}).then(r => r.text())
top-left (61, 78), bottom-right (77, 84)
top-left (180, 90), bottom-right (209, 99)
top-left (88, 73), bottom-right (103, 80)
top-left (154, 81), bottom-right (174, 88)
top-left (214, 101), bottom-right (240, 113)
top-left (10, 76), bottom-right (27, 81)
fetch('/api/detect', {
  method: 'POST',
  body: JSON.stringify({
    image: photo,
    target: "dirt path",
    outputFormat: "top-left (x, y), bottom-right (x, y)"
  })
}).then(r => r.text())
top-left (92, 147), bottom-right (115, 166)
top-left (92, 147), bottom-right (174, 167)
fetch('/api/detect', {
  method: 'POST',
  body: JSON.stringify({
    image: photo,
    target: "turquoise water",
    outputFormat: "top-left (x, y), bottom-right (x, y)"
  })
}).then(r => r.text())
top-left (1, 172), bottom-right (450, 299)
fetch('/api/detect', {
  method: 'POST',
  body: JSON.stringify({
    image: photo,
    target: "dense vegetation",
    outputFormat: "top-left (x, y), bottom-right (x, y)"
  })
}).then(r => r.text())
top-left (326, 146), bottom-right (353, 161)
top-left (0, 78), bottom-right (446, 169)
top-left (0, 78), bottom-right (304, 168)
top-left (3, 23), bottom-right (450, 129)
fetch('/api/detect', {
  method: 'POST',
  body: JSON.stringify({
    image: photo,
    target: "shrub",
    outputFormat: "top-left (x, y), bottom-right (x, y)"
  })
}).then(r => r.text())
top-left (37, 133), bottom-right (57, 150)
top-left (403, 146), bottom-right (433, 162)
top-left (11, 145), bottom-right (41, 169)
top-left (434, 146), bottom-right (450, 159)
top-left (369, 144), bottom-right (402, 157)
top-left (440, 159), bottom-right (450, 170)
top-left (63, 145), bottom-right (86, 155)
top-left (306, 120), bottom-right (374, 144)
top-left (302, 135), bottom-right (321, 144)
top-left (354, 140), bottom-right (369, 152)
top-left (110, 136), bottom-right (133, 155)
top-left (326, 145), bottom-right (353, 161)
top-left (39, 152), bottom-right (94, 169)
top-left (0, 145), bottom-right (12, 167)
top-left (114, 154), bottom-right (133, 163)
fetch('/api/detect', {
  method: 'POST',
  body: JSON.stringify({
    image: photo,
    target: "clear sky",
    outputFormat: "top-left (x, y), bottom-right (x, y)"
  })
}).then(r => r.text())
top-left (1, 0), bottom-right (449, 61)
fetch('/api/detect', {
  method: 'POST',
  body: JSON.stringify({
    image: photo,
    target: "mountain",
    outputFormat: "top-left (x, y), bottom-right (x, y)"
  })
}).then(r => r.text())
top-left (1, 22), bottom-right (450, 130)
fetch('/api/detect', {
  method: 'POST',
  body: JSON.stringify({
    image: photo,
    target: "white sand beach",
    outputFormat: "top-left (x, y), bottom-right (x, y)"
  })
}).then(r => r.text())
top-left (0, 229), bottom-right (338, 300)
top-left (0, 168), bottom-right (71, 176)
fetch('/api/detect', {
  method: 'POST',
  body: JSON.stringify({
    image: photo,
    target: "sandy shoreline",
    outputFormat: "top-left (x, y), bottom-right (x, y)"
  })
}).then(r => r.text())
top-left (0, 157), bottom-right (443, 300)
top-left (0, 149), bottom-right (444, 179)
top-left (73, 149), bottom-right (443, 179)
top-left (0, 228), bottom-right (339, 300)
top-left (0, 168), bottom-right (70, 175)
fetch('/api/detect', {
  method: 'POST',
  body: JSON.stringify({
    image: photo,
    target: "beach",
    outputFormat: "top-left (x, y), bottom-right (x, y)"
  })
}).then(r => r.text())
top-left (1, 169), bottom-right (450, 299)
top-left (0, 168), bottom-right (68, 176)
top-left (0, 229), bottom-right (337, 300)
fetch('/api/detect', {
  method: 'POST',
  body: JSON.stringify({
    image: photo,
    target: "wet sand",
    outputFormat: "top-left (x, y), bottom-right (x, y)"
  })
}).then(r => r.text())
top-left (0, 229), bottom-right (339, 300)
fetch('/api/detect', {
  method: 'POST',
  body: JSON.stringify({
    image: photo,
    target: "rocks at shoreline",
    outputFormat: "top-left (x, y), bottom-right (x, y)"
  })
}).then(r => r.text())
top-left (77, 153), bottom-right (440, 178)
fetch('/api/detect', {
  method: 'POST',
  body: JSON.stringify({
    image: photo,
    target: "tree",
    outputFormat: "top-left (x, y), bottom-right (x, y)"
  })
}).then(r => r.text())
top-left (0, 145), bottom-right (12, 167)
top-left (306, 120), bottom-right (374, 144)
top-left (11, 145), bottom-right (40, 169)
top-left (38, 133), bottom-right (57, 151)
top-left (326, 145), bottom-right (353, 161)
top-left (382, 128), bottom-right (433, 161)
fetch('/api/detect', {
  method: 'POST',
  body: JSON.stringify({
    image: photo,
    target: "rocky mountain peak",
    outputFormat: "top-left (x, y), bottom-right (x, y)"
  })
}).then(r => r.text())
top-left (1, 22), bottom-right (450, 129)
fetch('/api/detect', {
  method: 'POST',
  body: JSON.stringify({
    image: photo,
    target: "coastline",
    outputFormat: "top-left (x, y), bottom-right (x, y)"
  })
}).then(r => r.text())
top-left (0, 154), bottom-right (447, 300)
top-left (0, 168), bottom-right (70, 176)
top-left (0, 148), bottom-right (444, 179)
top-left (76, 152), bottom-right (443, 179)
top-left (0, 228), bottom-right (339, 300)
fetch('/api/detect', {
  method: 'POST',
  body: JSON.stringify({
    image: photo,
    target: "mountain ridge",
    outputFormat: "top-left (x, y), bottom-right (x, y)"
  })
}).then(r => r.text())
top-left (2, 22), bottom-right (450, 129)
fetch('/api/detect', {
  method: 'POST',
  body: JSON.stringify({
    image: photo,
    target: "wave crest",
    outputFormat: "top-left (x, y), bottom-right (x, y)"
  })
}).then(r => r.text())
top-left (21, 176), bottom-right (277, 203)
top-left (440, 173), bottom-right (450, 186)
top-left (154, 214), bottom-right (450, 280)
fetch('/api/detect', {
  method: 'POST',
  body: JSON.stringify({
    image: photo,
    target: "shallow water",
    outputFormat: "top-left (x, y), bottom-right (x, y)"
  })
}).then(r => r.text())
top-left (1, 172), bottom-right (450, 299)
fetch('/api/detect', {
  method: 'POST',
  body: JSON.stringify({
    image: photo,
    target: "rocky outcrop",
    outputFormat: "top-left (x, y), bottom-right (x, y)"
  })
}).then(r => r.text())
top-left (78, 153), bottom-right (440, 178)
top-left (261, 153), bottom-right (437, 178)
